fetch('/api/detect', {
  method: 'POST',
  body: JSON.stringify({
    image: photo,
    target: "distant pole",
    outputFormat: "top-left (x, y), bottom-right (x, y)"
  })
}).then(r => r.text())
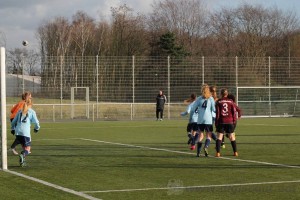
top-left (202, 56), bottom-right (204, 85)
top-left (22, 54), bottom-right (25, 94)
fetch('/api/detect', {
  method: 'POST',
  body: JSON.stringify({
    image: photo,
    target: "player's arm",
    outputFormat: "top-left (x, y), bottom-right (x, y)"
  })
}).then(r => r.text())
top-left (235, 104), bottom-right (242, 119)
top-left (11, 110), bottom-right (20, 129)
top-left (215, 101), bottom-right (220, 126)
top-left (30, 111), bottom-right (40, 132)
top-left (231, 102), bottom-right (237, 123)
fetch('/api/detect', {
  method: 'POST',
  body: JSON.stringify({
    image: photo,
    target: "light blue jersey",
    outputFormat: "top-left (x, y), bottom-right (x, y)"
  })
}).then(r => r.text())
top-left (181, 101), bottom-right (198, 123)
top-left (11, 108), bottom-right (40, 138)
top-left (191, 96), bottom-right (215, 125)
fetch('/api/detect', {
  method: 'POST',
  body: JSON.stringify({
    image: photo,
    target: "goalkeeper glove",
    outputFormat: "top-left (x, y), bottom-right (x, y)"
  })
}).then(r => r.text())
top-left (11, 130), bottom-right (15, 135)
top-left (180, 112), bottom-right (187, 116)
top-left (34, 129), bottom-right (39, 133)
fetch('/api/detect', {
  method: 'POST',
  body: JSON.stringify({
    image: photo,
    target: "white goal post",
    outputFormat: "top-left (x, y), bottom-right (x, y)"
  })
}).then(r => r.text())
top-left (237, 86), bottom-right (300, 117)
top-left (71, 87), bottom-right (89, 119)
top-left (1, 47), bottom-right (7, 170)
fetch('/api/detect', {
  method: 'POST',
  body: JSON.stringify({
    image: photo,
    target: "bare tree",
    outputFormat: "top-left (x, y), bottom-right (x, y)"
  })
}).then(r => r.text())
top-left (149, 0), bottom-right (209, 54)
top-left (210, 7), bottom-right (238, 57)
top-left (71, 11), bottom-right (95, 86)
top-left (37, 17), bottom-right (73, 96)
top-left (6, 48), bottom-right (40, 76)
top-left (94, 20), bottom-right (111, 56)
top-left (110, 4), bottom-right (148, 56)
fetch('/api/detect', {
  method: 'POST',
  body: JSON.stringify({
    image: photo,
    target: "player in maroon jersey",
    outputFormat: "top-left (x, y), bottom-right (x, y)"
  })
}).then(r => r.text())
top-left (215, 88), bottom-right (238, 157)
top-left (221, 93), bottom-right (242, 146)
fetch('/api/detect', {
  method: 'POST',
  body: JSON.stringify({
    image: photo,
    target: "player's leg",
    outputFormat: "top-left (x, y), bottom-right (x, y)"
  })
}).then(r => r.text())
top-left (211, 132), bottom-right (217, 141)
top-left (229, 133), bottom-right (238, 156)
top-left (10, 137), bottom-right (20, 155)
top-left (187, 123), bottom-right (193, 144)
top-left (216, 132), bottom-right (223, 157)
top-left (19, 137), bottom-right (31, 167)
top-left (204, 131), bottom-right (212, 157)
top-left (160, 109), bottom-right (164, 120)
top-left (196, 132), bottom-right (204, 157)
top-left (221, 134), bottom-right (225, 149)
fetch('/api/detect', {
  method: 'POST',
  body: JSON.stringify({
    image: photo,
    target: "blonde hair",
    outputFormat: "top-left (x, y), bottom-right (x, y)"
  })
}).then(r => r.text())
top-left (22, 98), bottom-right (32, 115)
top-left (201, 84), bottom-right (211, 99)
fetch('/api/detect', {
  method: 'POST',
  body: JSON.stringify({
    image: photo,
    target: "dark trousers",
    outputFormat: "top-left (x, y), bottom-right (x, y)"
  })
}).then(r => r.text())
top-left (156, 108), bottom-right (164, 119)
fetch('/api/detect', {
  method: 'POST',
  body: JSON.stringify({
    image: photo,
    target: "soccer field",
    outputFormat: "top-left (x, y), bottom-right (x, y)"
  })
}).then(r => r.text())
top-left (1, 118), bottom-right (300, 200)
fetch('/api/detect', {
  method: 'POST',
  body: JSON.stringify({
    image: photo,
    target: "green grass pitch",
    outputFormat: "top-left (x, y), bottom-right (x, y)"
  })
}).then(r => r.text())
top-left (1, 118), bottom-right (300, 200)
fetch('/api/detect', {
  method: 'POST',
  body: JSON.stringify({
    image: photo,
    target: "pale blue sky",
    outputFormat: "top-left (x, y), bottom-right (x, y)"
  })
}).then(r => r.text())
top-left (0, 0), bottom-right (299, 50)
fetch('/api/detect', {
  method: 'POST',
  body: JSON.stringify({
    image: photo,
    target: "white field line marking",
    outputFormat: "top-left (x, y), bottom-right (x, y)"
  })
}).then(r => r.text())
top-left (241, 123), bottom-right (297, 127)
top-left (81, 180), bottom-right (300, 193)
top-left (37, 124), bottom-right (177, 130)
top-left (79, 138), bottom-right (300, 169)
top-left (5, 170), bottom-right (101, 200)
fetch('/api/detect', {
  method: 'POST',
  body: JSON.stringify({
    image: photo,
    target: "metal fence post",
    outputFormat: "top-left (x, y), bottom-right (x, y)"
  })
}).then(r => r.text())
top-left (167, 56), bottom-right (170, 120)
top-left (236, 56), bottom-right (238, 105)
top-left (132, 55), bottom-right (135, 121)
top-left (60, 55), bottom-right (63, 119)
top-left (269, 56), bottom-right (271, 117)
top-left (202, 56), bottom-right (205, 85)
top-left (96, 55), bottom-right (99, 119)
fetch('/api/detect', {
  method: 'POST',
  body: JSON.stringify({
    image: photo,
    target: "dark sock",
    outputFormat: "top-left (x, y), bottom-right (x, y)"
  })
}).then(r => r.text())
top-left (216, 139), bottom-right (221, 153)
top-left (187, 134), bottom-right (192, 144)
top-left (222, 135), bottom-right (225, 144)
top-left (231, 140), bottom-right (237, 152)
top-left (211, 132), bottom-right (217, 141)
top-left (197, 142), bottom-right (202, 156)
top-left (11, 139), bottom-right (20, 149)
top-left (192, 133), bottom-right (199, 145)
top-left (21, 150), bottom-right (29, 157)
top-left (204, 139), bottom-right (211, 148)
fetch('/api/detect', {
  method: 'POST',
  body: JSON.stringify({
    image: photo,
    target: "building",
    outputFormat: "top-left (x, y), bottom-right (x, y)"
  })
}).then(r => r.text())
top-left (6, 73), bottom-right (41, 97)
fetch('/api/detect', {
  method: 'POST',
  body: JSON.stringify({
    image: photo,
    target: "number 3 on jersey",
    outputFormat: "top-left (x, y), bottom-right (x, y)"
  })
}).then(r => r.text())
top-left (222, 103), bottom-right (229, 116)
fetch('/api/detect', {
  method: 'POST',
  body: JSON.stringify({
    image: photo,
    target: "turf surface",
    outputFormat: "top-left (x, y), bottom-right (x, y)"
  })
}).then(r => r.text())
top-left (1, 118), bottom-right (300, 200)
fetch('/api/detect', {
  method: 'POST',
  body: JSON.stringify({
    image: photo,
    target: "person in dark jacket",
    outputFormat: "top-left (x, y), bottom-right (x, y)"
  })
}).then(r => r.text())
top-left (156, 90), bottom-right (167, 121)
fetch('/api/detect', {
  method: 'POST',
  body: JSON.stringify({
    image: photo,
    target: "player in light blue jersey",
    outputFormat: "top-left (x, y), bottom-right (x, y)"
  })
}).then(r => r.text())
top-left (11, 98), bottom-right (40, 167)
top-left (190, 84), bottom-right (215, 157)
top-left (181, 93), bottom-right (198, 150)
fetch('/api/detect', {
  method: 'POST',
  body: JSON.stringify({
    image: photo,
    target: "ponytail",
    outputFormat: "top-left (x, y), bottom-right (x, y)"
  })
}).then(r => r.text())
top-left (22, 98), bottom-right (32, 115)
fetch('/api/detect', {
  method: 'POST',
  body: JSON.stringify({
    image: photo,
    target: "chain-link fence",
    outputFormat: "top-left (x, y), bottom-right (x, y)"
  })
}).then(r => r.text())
top-left (7, 56), bottom-right (300, 120)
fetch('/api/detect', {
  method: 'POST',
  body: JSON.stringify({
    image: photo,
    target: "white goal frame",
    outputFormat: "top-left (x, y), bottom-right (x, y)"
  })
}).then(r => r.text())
top-left (1, 47), bottom-right (7, 170)
top-left (237, 86), bottom-right (300, 117)
top-left (71, 87), bottom-right (89, 119)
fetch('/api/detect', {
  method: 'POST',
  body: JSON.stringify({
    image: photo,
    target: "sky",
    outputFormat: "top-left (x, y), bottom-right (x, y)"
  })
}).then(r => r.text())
top-left (0, 0), bottom-right (300, 51)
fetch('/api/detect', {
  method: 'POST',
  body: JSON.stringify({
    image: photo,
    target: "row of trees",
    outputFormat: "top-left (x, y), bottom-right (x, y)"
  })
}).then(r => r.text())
top-left (36, 0), bottom-right (299, 58)
top-left (5, 0), bottom-right (300, 76)
top-left (3, 0), bottom-right (300, 100)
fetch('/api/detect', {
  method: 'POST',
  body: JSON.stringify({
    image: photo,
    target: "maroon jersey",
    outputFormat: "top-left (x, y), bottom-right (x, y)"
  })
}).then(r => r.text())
top-left (234, 103), bottom-right (242, 119)
top-left (216, 97), bottom-right (236, 125)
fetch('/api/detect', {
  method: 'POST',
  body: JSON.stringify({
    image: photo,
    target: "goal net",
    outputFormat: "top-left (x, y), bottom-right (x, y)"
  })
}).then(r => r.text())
top-left (237, 86), bottom-right (300, 117)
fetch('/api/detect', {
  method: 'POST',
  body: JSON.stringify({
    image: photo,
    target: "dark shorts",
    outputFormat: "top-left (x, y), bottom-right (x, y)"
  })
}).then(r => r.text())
top-left (187, 123), bottom-right (198, 132)
top-left (15, 135), bottom-right (31, 147)
top-left (216, 124), bottom-right (235, 134)
top-left (198, 124), bottom-right (213, 132)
